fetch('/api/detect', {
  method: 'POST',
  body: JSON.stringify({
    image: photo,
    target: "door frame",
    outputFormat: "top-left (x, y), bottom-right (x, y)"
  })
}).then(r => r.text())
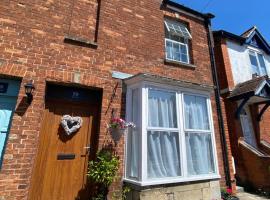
top-left (0, 78), bottom-right (21, 167)
top-left (29, 83), bottom-right (102, 200)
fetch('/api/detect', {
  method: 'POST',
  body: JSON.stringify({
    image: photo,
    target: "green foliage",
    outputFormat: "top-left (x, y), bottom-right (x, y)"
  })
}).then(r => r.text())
top-left (92, 193), bottom-right (105, 200)
top-left (87, 149), bottom-right (120, 187)
top-left (221, 188), bottom-right (239, 200)
top-left (112, 185), bottom-right (131, 200)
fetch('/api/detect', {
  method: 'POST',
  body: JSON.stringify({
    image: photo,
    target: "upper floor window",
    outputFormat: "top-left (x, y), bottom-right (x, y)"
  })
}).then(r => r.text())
top-left (164, 19), bottom-right (192, 64)
top-left (249, 50), bottom-right (267, 76)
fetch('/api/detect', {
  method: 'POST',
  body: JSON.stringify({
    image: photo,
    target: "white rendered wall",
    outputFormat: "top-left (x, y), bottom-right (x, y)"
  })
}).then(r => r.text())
top-left (226, 40), bottom-right (270, 86)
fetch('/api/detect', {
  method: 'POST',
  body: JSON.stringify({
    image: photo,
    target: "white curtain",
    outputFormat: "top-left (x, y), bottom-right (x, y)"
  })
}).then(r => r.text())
top-left (185, 133), bottom-right (215, 175)
top-left (148, 90), bottom-right (177, 128)
top-left (184, 95), bottom-right (209, 130)
top-left (184, 95), bottom-right (214, 175)
top-left (130, 89), bottom-right (139, 178)
top-left (147, 90), bottom-right (180, 178)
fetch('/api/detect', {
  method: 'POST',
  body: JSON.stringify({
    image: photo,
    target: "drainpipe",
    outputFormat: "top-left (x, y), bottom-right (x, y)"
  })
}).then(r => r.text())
top-left (204, 14), bottom-right (232, 189)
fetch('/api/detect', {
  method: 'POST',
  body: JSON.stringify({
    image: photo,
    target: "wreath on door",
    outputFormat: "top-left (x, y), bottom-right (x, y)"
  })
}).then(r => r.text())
top-left (60, 115), bottom-right (83, 135)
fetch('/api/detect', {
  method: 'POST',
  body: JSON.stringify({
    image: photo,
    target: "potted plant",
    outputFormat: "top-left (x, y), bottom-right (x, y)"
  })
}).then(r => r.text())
top-left (108, 118), bottom-right (135, 142)
top-left (87, 149), bottom-right (120, 200)
top-left (221, 188), bottom-right (239, 200)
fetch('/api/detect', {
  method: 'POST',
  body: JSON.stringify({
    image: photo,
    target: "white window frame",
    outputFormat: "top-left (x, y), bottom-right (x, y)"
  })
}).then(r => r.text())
top-left (164, 20), bottom-right (192, 39)
top-left (248, 50), bottom-right (268, 76)
top-left (239, 105), bottom-right (257, 148)
top-left (124, 81), bottom-right (220, 186)
top-left (165, 38), bottom-right (190, 64)
top-left (164, 19), bottom-right (191, 64)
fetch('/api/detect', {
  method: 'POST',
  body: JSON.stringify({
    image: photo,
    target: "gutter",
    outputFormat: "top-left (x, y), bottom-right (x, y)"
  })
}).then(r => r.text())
top-left (213, 30), bottom-right (246, 44)
top-left (205, 16), bottom-right (232, 189)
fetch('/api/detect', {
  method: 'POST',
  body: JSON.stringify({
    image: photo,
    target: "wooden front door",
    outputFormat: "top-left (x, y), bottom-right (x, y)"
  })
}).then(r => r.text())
top-left (29, 98), bottom-right (99, 200)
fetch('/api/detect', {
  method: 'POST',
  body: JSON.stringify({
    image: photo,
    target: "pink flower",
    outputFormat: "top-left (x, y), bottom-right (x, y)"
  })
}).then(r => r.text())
top-left (226, 188), bottom-right (232, 194)
top-left (109, 118), bottom-right (136, 129)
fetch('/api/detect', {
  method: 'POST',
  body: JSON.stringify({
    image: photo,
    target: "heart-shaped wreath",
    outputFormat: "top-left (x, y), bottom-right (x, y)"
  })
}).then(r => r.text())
top-left (61, 115), bottom-right (83, 135)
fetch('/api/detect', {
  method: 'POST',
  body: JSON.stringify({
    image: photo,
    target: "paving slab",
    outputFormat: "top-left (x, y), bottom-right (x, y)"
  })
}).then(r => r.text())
top-left (237, 192), bottom-right (270, 200)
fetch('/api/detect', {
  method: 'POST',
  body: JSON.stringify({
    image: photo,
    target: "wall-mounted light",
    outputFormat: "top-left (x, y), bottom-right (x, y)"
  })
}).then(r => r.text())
top-left (24, 80), bottom-right (35, 104)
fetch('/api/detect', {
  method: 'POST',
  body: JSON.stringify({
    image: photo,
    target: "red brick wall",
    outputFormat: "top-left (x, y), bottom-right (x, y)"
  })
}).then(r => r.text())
top-left (0, 0), bottom-right (225, 199)
top-left (257, 105), bottom-right (270, 144)
top-left (213, 35), bottom-right (237, 192)
top-left (214, 37), bottom-right (235, 91)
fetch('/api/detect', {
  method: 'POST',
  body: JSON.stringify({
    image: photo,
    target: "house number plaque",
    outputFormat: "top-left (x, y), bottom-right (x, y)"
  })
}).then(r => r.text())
top-left (0, 82), bottom-right (8, 93)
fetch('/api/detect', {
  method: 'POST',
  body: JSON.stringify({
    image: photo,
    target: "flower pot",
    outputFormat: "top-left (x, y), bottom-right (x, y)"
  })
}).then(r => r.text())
top-left (109, 127), bottom-right (126, 142)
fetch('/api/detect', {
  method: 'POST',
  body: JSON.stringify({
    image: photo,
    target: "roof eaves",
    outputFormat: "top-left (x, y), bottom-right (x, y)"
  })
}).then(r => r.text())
top-left (163, 0), bottom-right (215, 20)
top-left (213, 30), bottom-right (246, 44)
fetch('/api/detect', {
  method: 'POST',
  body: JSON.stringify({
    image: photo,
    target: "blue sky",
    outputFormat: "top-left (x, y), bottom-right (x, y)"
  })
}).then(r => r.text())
top-left (174, 0), bottom-right (270, 41)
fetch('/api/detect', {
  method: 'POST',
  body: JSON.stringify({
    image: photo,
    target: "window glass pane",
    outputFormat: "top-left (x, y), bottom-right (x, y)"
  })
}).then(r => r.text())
top-left (148, 89), bottom-right (177, 128)
top-left (240, 108), bottom-right (257, 148)
top-left (173, 43), bottom-right (180, 61)
top-left (184, 95), bottom-right (209, 130)
top-left (165, 40), bottom-right (173, 60)
top-left (166, 31), bottom-right (186, 44)
top-left (258, 54), bottom-right (267, 75)
top-left (185, 133), bottom-right (215, 175)
top-left (164, 20), bottom-right (192, 39)
top-left (180, 44), bottom-right (187, 54)
top-left (249, 53), bottom-right (258, 66)
top-left (249, 53), bottom-right (259, 75)
top-left (129, 89), bottom-right (139, 178)
top-left (180, 44), bottom-right (188, 63)
top-left (181, 54), bottom-right (188, 63)
top-left (148, 131), bottom-right (181, 178)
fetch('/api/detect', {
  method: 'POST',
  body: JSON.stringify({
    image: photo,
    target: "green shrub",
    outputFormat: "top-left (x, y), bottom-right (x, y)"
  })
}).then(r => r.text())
top-left (87, 149), bottom-right (120, 199)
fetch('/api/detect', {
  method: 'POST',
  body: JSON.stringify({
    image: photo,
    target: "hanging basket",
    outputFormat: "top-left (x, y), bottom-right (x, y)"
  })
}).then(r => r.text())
top-left (109, 127), bottom-right (127, 142)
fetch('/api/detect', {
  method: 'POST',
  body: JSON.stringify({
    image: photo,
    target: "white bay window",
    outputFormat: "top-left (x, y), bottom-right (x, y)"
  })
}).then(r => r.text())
top-left (125, 77), bottom-right (219, 185)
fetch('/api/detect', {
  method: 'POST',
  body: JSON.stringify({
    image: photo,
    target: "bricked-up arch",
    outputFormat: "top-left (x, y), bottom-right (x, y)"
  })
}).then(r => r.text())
top-left (65, 0), bottom-right (101, 44)
top-left (228, 76), bottom-right (270, 119)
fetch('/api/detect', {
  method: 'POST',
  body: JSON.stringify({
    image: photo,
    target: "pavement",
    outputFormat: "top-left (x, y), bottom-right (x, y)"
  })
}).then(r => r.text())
top-left (236, 191), bottom-right (270, 200)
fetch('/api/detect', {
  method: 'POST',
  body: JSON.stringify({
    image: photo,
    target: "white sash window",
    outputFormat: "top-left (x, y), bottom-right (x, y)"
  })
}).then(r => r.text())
top-left (164, 19), bottom-right (191, 64)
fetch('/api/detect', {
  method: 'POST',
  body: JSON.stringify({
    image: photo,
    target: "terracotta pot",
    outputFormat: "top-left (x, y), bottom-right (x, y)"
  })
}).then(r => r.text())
top-left (109, 127), bottom-right (126, 142)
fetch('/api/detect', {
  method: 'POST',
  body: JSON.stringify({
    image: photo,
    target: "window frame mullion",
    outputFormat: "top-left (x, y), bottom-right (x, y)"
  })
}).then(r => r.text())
top-left (207, 97), bottom-right (220, 175)
top-left (141, 84), bottom-right (148, 182)
top-left (178, 92), bottom-right (187, 177)
top-left (255, 52), bottom-right (263, 76)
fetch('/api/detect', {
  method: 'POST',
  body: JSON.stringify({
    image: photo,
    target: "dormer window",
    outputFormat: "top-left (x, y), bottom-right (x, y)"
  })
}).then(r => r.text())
top-left (164, 19), bottom-right (191, 64)
top-left (249, 50), bottom-right (267, 76)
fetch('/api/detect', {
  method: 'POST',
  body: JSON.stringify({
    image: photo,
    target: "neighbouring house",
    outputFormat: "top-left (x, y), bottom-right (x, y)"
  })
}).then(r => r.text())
top-left (214, 26), bottom-right (270, 192)
top-left (0, 0), bottom-right (234, 199)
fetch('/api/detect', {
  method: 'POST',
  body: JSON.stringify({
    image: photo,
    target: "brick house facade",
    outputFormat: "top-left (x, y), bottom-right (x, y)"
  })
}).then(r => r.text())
top-left (214, 27), bottom-right (270, 192)
top-left (0, 0), bottom-right (231, 199)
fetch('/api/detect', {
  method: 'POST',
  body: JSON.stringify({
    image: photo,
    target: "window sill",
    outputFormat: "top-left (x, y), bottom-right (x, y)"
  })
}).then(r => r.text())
top-left (164, 59), bottom-right (196, 69)
top-left (123, 174), bottom-right (220, 187)
top-left (64, 35), bottom-right (98, 49)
